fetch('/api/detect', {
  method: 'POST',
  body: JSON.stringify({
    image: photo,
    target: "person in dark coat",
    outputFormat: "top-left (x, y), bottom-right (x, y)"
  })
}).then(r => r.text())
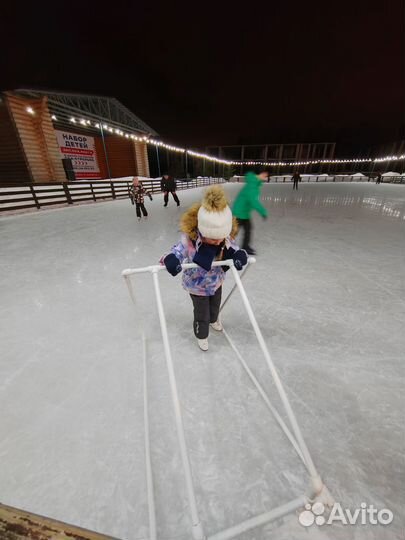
top-left (130, 177), bottom-right (152, 221)
top-left (292, 171), bottom-right (301, 190)
top-left (161, 174), bottom-right (180, 207)
top-left (376, 172), bottom-right (382, 184)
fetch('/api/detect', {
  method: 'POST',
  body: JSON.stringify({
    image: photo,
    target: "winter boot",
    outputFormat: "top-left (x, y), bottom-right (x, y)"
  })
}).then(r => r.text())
top-left (197, 338), bottom-right (209, 351)
top-left (210, 320), bottom-right (223, 331)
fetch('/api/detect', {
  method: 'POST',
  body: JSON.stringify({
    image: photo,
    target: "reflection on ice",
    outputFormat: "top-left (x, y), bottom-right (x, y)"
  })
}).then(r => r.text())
top-left (261, 189), bottom-right (405, 220)
top-left (0, 182), bottom-right (404, 540)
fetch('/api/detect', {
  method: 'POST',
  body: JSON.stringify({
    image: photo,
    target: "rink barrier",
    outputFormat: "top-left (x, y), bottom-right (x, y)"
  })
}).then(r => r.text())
top-left (232, 174), bottom-right (405, 183)
top-left (0, 502), bottom-right (118, 539)
top-left (0, 177), bottom-right (225, 214)
top-left (122, 259), bottom-right (333, 540)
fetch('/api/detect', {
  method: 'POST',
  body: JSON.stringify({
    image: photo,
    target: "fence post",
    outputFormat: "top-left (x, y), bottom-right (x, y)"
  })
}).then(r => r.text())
top-left (110, 181), bottom-right (116, 199)
top-left (90, 182), bottom-right (96, 201)
top-left (30, 185), bottom-right (40, 209)
top-left (63, 182), bottom-right (73, 205)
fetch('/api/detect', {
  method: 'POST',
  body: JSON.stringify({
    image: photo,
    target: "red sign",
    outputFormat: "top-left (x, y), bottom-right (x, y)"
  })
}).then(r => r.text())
top-left (56, 130), bottom-right (101, 180)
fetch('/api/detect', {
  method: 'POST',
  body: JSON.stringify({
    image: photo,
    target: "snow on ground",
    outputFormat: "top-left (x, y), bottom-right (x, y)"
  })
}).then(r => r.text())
top-left (0, 183), bottom-right (404, 540)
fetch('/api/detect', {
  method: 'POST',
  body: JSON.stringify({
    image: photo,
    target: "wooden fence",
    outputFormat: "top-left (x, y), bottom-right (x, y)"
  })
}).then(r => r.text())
top-left (233, 174), bottom-right (405, 183)
top-left (0, 177), bottom-right (225, 214)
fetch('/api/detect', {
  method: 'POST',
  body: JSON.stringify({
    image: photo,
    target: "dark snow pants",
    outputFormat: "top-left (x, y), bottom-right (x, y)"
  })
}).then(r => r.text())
top-left (236, 218), bottom-right (252, 251)
top-left (190, 287), bottom-right (222, 339)
top-left (135, 203), bottom-right (148, 218)
top-left (164, 191), bottom-right (180, 205)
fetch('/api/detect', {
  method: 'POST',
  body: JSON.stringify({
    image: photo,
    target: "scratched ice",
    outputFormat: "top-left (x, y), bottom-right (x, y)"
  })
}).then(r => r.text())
top-left (1, 182), bottom-right (404, 540)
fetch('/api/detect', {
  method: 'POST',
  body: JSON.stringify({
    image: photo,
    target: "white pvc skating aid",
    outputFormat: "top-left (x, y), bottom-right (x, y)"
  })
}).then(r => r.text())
top-left (122, 258), bottom-right (331, 539)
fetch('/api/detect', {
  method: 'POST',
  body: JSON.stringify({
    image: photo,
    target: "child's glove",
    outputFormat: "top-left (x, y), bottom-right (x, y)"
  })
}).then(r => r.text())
top-left (164, 254), bottom-right (182, 276)
top-left (193, 243), bottom-right (219, 271)
top-left (232, 249), bottom-right (248, 270)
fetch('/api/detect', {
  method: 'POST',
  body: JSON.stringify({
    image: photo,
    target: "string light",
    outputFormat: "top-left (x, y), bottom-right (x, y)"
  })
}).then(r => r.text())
top-left (63, 116), bottom-right (405, 167)
top-left (51, 114), bottom-right (57, 121)
top-left (26, 107), bottom-right (35, 115)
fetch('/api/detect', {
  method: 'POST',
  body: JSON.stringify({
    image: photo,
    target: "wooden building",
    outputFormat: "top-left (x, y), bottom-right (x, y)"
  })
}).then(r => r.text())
top-left (0, 90), bottom-right (157, 185)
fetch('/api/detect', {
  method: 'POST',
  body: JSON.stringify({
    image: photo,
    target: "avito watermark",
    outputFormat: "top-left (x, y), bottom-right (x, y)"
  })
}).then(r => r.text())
top-left (299, 502), bottom-right (393, 527)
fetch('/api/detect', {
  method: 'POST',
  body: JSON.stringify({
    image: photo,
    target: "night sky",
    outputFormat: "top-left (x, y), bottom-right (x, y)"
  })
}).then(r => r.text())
top-left (1, 1), bottom-right (404, 150)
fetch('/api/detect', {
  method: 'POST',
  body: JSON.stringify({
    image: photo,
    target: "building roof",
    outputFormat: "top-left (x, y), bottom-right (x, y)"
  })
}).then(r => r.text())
top-left (11, 88), bottom-right (158, 136)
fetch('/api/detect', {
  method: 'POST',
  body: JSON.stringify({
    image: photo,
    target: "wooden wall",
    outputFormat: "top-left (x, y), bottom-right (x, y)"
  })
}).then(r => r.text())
top-left (134, 140), bottom-right (150, 177)
top-left (94, 137), bottom-right (110, 178)
top-left (94, 136), bottom-right (150, 179)
top-left (1, 92), bottom-right (151, 183)
top-left (104, 135), bottom-right (137, 178)
top-left (0, 100), bottom-right (31, 184)
top-left (5, 93), bottom-right (66, 183)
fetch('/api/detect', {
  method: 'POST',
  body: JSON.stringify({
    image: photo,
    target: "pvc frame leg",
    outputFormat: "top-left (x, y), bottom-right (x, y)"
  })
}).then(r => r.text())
top-left (151, 270), bottom-right (206, 540)
top-left (142, 333), bottom-right (157, 540)
top-left (229, 265), bottom-right (323, 497)
top-left (208, 496), bottom-right (307, 540)
top-left (222, 328), bottom-right (307, 467)
top-left (219, 262), bottom-right (252, 315)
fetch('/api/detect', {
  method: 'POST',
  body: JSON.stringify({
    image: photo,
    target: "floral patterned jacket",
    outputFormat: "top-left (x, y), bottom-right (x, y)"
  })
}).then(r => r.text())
top-left (160, 232), bottom-right (240, 296)
top-left (130, 183), bottom-right (152, 204)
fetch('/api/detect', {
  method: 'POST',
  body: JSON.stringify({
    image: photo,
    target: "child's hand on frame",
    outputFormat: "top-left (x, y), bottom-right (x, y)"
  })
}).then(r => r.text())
top-left (164, 254), bottom-right (182, 276)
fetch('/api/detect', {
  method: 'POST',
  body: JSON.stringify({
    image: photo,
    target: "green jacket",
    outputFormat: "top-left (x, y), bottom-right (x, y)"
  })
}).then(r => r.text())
top-left (232, 172), bottom-right (268, 219)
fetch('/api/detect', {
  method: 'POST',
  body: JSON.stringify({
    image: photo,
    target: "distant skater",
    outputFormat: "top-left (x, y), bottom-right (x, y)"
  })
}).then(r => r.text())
top-left (130, 177), bottom-right (153, 221)
top-left (161, 173), bottom-right (180, 207)
top-left (376, 172), bottom-right (382, 184)
top-left (292, 171), bottom-right (301, 190)
top-left (232, 171), bottom-right (268, 255)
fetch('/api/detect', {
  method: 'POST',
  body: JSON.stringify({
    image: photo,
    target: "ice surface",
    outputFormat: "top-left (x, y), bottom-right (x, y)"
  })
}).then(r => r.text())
top-left (1, 183), bottom-right (404, 540)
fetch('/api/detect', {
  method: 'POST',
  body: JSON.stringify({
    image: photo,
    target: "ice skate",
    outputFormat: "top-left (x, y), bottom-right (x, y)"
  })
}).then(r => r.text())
top-left (137, 217), bottom-right (142, 222)
top-left (197, 338), bottom-right (209, 351)
top-left (245, 246), bottom-right (256, 256)
top-left (210, 320), bottom-right (223, 331)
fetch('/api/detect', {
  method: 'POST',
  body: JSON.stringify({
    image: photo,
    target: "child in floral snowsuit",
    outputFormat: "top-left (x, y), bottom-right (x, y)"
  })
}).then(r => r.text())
top-left (130, 177), bottom-right (153, 220)
top-left (161, 186), bottom-right (248, 351)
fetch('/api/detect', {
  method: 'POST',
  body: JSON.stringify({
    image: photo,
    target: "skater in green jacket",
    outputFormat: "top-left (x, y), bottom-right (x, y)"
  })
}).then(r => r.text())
top-left (232, 171), bottom-right (268, 255)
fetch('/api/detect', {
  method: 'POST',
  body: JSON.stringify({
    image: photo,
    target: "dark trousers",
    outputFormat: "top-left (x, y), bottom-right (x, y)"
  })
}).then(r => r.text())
top-left (190, 287), bottom-right (222, 339)
top-left (293, 180), bottom-right (299, 190)
top-left (164, 191), bottom-right (180, 205)
top-left (135, 203), bottom-right (148, 218)
top-left (236, 218), bottom-right (252, 250)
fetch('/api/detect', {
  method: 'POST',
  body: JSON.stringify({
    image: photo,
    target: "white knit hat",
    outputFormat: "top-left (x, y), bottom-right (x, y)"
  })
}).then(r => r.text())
top-left (197, 186), bottom-right (233, 239)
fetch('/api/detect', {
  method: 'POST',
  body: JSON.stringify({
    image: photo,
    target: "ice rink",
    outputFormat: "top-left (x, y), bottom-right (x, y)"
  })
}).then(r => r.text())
top-left (1, 182), bottom-right (404, 540)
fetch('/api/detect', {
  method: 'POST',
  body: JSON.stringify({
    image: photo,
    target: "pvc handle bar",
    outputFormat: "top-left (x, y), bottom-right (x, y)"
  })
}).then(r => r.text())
top-left (122, 257), bottom-right (256, 277)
